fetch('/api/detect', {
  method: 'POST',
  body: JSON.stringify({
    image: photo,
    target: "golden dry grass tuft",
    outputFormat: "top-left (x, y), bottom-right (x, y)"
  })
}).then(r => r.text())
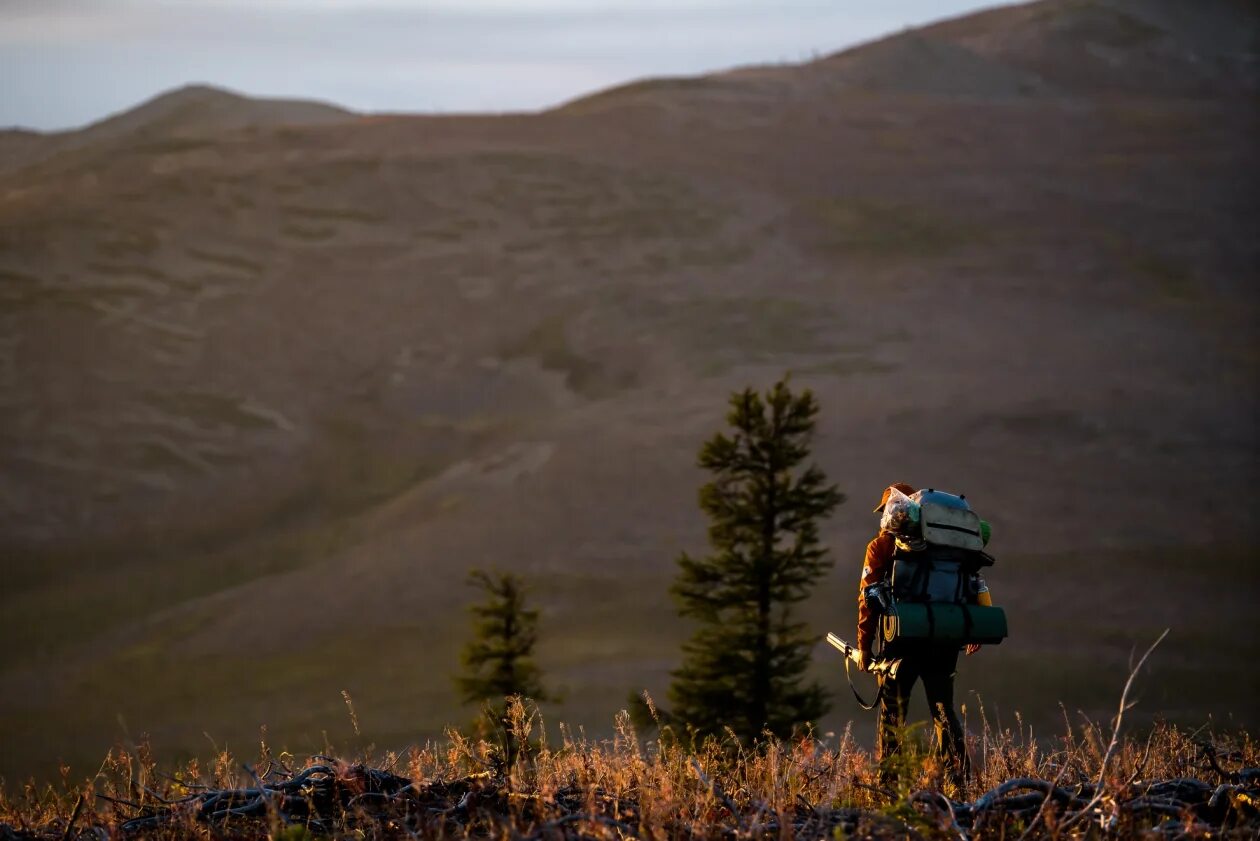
top-left (2, 698), bottom-right (1256, 840)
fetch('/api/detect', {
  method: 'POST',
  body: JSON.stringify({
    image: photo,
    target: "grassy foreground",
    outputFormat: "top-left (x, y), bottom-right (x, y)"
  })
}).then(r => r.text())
top-left (1, 699), bottom-right (1257, 840)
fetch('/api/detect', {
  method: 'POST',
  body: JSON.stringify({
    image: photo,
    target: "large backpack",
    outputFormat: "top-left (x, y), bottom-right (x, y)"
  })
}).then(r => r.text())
top-left (878, 490), bottom-right (1008, 646)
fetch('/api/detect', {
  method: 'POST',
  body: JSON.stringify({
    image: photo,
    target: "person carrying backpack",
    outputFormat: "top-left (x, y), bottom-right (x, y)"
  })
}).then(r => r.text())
top-left (855, 483), bottom-right (1005, 791)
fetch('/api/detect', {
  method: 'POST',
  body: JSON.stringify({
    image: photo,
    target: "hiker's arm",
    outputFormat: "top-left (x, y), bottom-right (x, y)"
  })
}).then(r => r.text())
top-left (856, 532), bottom-right (894, 654)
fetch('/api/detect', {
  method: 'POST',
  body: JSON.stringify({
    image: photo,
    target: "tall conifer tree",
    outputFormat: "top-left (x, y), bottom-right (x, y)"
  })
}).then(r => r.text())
top-left (668, 379), bottom-right (844, 742)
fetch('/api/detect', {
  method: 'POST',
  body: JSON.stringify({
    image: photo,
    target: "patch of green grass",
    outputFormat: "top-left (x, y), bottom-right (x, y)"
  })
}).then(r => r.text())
top-left (96, 228), bottom-right (161, 259)
top-left (85, 260), bottom-right (169, 281)
top-left (185, 247), bottom-right (264, 274)
top-left (0, 410), bottom-right (458, 664)
top-left (281, 223), bottom-right (337, 242)
top-left (297, 156), bottom-right (384, 185)
top-left (462, 151), bottom-right (573, 177)
top-left (1095, 230), bottom-right (1205, 303)
top-left (498, 316), bottom-right (607, 396)
top-left (305, 413), bottom-right (453, 512)
top-left (560, 75), bottom-right (722, 112)
top-left (153, 175), bottom-right (199, 197)
top-left (280, 205), bottom-right (385, 224)
top-left (0, 535), bottom-right (320, 670)
top-left (806, 198), bottom-right (978, 258)
top-left (1132, 253), bottom-right (1198, 302)
top-left (964, 543), bottom-right (1258, 720)
top-left (797, 354), bottom-right (898, 377)
top-left (414, 215), bottom-right (485, 243)
top-left (539, 191), bottom-right (719, 243)
top-left (502, 237), bottom-right (543, 253)
top-left (4, 541), bottom-right (1258, 787)
top-left (133, 137), bottom-right (216, 156)
top-left (0, 269), bottom-right (44, 312)
top-left (0, 268), bottom-right (40, 284)
top-left (127, 436), bottom-right (218, 475)
top-left (0, 272), bottom-right (164, 313)
top-left (143, 389), bottom-right (294, 434)
top-left (467, 152), bottom-right (725, 245)
top-left (544, 202), bottom-right (718, 243)
top-left (0, 613), bottom-right (465, 780)
top-left (668, 238), bottom-right (756, 270)
top-left (652, 296), bottom-right (836, 374)
top-left (990, 409), bottom-right (1102, 444)
top-left (0, 573), bottom-right (673, 781)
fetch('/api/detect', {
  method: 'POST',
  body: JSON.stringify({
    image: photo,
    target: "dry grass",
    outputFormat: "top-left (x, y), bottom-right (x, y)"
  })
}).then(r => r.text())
top-left (2, 697), bottom-right (1256, 840)
top-left (2, 0), bottom-right (1257, 796)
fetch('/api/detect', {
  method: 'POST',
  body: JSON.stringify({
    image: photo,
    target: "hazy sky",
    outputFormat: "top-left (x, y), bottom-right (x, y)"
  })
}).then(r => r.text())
top-left (1, 0), bottom-right (999, 131)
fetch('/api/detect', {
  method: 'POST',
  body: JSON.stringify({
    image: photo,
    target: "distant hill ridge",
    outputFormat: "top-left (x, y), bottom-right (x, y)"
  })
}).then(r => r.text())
top-left (9, 0), bottom-right (1257, 146)
top-left (0, 84), bottom-right (355, 173)
top-left (76, 84), bottom-right (355, 141)
top-left (562, 0), bottom-right (1260, 110)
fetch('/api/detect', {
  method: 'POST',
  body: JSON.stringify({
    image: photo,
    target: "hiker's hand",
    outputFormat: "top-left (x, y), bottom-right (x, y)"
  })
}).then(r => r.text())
top-left (857, 649), bottom-right (871, 672)
top-left (965, 644), bottom-right (982, 656)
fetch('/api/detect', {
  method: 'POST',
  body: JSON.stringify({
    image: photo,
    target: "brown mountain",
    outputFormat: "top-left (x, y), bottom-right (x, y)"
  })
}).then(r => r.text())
top-left (0, 84), bottom-right (355, 174)
top-left (896, 0), bottom-right (1259, 97)
top-left (0, 0), bottom-right (1256, 780)
top-left (77, 84), bottom-right (354, 139)
top-left (567, 0), bottom-right (1259, 108)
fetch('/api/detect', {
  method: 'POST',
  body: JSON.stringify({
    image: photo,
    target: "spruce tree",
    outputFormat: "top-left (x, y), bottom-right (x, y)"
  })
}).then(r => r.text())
top-left (667, 379), bottom-right (844, 743)
top-left (455, 570), bottom-right (550, 734)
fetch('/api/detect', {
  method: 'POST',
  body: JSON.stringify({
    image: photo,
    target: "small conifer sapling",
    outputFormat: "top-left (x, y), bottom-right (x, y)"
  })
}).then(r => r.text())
top-left (455, 570), bottom-right (551, 755)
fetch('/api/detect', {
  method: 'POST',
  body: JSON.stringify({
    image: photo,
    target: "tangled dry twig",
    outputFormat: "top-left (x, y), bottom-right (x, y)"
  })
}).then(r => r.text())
top-left (3, 755), bottom-right (1252, 840)
top-left (3, 697), bottom-right (1257, 841)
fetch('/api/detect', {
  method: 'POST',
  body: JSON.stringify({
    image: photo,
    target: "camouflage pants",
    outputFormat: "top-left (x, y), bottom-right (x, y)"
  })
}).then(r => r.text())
top-left (876, 644), bottom-right (971, 789)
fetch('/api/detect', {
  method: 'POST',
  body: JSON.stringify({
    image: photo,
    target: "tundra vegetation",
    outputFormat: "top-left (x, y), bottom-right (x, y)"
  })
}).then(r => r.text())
top-left (2, 385), bottom-right (1257, 837)
top-left (455, 569), bottom-right (552, 758)
top-left (1, 699), bottom-right (1256, 839)
top-left (2, 0), bottom-right (1257, 830)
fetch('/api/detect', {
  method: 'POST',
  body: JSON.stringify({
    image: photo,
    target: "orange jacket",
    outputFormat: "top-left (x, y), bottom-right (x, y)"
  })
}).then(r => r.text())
top-left (856, 531), bottom-right (896, 653)
top-left (856, 531), bottom-right (994, 653)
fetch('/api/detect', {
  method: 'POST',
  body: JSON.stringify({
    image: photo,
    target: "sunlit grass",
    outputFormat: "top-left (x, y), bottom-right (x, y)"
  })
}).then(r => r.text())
top-left (1, 700), bottom-right (1253, 839)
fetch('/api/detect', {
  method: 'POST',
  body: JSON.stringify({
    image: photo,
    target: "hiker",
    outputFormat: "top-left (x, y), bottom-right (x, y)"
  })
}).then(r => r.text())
top-left (856, 483), bottom-right (1000, 790)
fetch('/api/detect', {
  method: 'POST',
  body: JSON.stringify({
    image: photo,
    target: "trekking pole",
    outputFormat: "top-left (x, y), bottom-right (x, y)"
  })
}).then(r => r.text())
top-left (826, 632), bottom-right (900, 679)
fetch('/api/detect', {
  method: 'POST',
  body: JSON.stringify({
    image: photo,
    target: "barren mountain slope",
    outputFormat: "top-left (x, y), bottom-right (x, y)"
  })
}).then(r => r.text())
top-left (566, 0), bottom-right (1260, 107)
top-left (0, 84), bottom-right (355, 174)
top-left (922, 0), bottom-right (1260, 96)
top-left (0, 0), bottom-right (1256, 780)
top-left (77, 84), bottom-right (355, 142)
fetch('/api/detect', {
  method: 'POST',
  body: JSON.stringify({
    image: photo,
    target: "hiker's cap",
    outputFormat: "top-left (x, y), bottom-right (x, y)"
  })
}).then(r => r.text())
top-left (874, 483), bottom-right (917, 513)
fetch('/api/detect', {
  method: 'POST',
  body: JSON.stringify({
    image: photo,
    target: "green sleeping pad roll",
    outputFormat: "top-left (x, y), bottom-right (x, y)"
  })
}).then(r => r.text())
top-left (882, 603), bottom-right (1008, 644)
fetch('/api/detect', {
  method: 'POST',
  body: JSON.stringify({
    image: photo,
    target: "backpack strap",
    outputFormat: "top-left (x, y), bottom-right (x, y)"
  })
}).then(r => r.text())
top-left (892, 547), bottom-right (931, 601)
top-left (844, 655), bottom-right (883, 711)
